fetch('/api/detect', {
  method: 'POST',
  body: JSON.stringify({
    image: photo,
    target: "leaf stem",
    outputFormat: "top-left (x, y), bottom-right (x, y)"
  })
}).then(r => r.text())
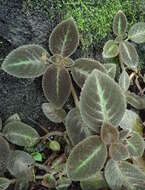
top-left (41, 131), bottom-right (64, 140)
top-left (129, 72), bottom-right (136, 81)
top-left (71, 84), bottom-right (80, 109)
top-left (35, 163), bottom-right (49, 172)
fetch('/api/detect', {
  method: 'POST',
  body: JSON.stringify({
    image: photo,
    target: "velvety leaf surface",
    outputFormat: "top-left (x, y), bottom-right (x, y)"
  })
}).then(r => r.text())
top-left (3, 121), bottom-right (40, 147)
top-left (126, 91), bottom-right (145, 109)
top-left (104, 63), bottom-right (116, 79)
top-left (127, 132), bottom-right (144, 157)
top-left (80, 172), bottom-right (108, 190)
top-left (119, 70), bottom-right (130, 92)
top-left (119, 41), bottom-right (139, 71)
top-left (42, 64), bottom-right (71, 108)
top-left (102, 40), bottom-right (119, 59)
top-left (7, 150), bottom-right (35, 178)
top-left (113, 10), bottom-right (127, 36)
top-left (119, 109), bottom-right (141, 132)
top-left (101, 124), bottom-right (119, 145)
top-left (105, 159), bottom-right (145, 190)
top-left (0, 178), bottom-right (11, 190)
top-left (80, 70), bottom-right (126, 131)
top-left (119, 129), bottom-right (130, 140)
top-left (109, 143), bottom-right (129, 161)
top-left (65, 108), bottom-right (92, 146)
top-left (2, 44), bottom-right (50, 78)
top-left (67, 136), bottom-right (107, 181)
top-left (71, 58), bottom-right (106, 88)
top-left (49, 18), bottom-right (79, 57)
top-left (128, 22), bottom-right (145, 44)
top-left (42, 103), bottom-right (66, 123)
top-left (0, 136), bottom-right (10, 175)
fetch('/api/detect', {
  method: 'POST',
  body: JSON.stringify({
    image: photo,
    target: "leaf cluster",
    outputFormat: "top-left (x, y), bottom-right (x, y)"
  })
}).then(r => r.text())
top-left (1, 10), bottom-right (145, 190)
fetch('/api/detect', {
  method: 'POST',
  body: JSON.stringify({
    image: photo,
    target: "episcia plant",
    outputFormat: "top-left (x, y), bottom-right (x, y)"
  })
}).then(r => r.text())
top-left (1, 10), bottom-right (145, 190)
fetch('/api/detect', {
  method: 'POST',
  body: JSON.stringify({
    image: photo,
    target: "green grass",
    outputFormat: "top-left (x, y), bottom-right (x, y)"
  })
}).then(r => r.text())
top-left (23, 0), bottom-right (145, 49)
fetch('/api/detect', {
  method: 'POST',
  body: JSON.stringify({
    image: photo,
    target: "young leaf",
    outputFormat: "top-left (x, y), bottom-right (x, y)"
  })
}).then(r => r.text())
top-left (71, 58), bottom-right (106, 88)
top-left (67, 136), bottom-right (107, 181)
top-left (105, 159), bottom-right (145, 190)
top-left (49, 18), bottom-right (79, 57)
top-left (126, 91), bottom-right (145, 109)
top-left (113, 10), bottom-right (127, 36)
top-left (102, 40), bottom-right (119, 59)
top-left (7, 150), bottom-right (35, 178)
top-left (42, 64), bottom-right (71, 108)
top-left (80, 70), bottom-right (126, 131)
top-left (31, 152), bottom-right (43, 162)
top-left (101, 124), bottom-right (119, 145)
top-left (109, 143), bottom-right (129, 161)
top-left (0, 136), bottom-right (10, 174)
top-left (65, 108), bottom-right (92, 146)
top-left (42, 103), bottom-right (66, 123)
top-left (3, 120), bottom-right (40, 147)
top-left (0, 178), bottom-right (11, 190)
top-left (119, 41), bottom-right (139, 71)
top-left (80, 172), bottom-right (108, 190)
top-left (2, 44), bottom-right (50, 78)
top-left (49, 54), bottom-right (74, 68)
top-left (119, 109), bottom-right (142, 132)
top-left (104, 63), bottom-right (116, 79)
top-left (119, 70), bottom-right (130, 92)
top-left (127, 132), bottom-right (144, 157)
top-left (128, 22), bottom-right (145, 44)
top-left (42, 174), bottom-right (56, 188)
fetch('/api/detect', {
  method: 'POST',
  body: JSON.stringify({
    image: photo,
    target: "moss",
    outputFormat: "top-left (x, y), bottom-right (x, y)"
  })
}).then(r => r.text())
top-left (23, 0), bottom-right (145, 49)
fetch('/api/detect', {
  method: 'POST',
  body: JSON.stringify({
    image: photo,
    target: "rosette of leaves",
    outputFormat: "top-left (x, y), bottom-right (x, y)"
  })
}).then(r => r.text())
top-left (102, 10), bottom-right (145, 72)
top-left (66, 69), bottom-right (145, 190)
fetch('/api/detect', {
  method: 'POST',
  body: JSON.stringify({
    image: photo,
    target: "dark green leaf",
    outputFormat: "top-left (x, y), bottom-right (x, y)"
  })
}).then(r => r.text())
top-left (128, 22), bottom-right (145, 44)
top-left (67, 135), bottom-right (107, 181)
top-left (119, 70), bottom-right (130, 92)
top-left (109, 143), bottom-right (129, 161)
top-left (101, 124), bottom-right (119, 145)
top-left (113, 10), bottom-right (127, 36)
top-left (104, 63), bottom-right (116, 78)
top-left (0, 118), bottom-right (2, 131)
top-left (119, 41), bottom-right (139, 71)
top-left (7, 150), bottom-right (35, 179)
top-left (80, 172), bottom-right (108, 190)
top-left (105, 159), bottom-right (145, 190)
top-left (102, 40), bottom-right (119, 59)
top-left (127, 132), bottom-right (144, 157)
top-left (65, 108), bottom-right (93, 146)
top-left (0, 136), bottom-right (10, 174)
top-left (15, 177), bottom-right (29, 190)
top-left (119, 109), bottom-right (142, 132)
top-left (0, 178), bottom-right (11, 190)
top-left (42, 64), bottom-right (71, 108)
top-left (126, 91), bottom-right (145, 109)
top-left (3, 121), bottom-right (40, 147)
top-left (71, 58), bottom-right (106, 88)
top-left (49, 18), bottom-right (79, 57)
top-left (80, 70), bottom-right (126, 131)
top-left (2, 45), bottom-right (50, 78)
top-left (42, 103), bottom-right (66, 123)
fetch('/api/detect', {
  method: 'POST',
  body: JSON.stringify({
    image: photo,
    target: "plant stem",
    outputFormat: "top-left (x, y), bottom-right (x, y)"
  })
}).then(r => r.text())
top-left (71, 84), bottom-right (80, 109)
top-left (35, 163), bottom-right (49, 172)
top-left (35, 175), bottom-right (44, 180)
top-left (41, 131), bottom-right (64, 140)
top-left (119, 54), bottom-right (124, 71)
top-left (129, 72), bottom-right (136, 81)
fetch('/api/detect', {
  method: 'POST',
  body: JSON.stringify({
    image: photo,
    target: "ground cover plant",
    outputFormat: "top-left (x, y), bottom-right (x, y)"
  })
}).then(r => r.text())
top-left (0, 10), bottom-right (145, 190)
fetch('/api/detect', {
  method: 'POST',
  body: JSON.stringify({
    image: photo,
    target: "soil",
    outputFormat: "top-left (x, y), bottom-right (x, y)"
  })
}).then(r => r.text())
top-left (0, 1), bottom-right (145, 190)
